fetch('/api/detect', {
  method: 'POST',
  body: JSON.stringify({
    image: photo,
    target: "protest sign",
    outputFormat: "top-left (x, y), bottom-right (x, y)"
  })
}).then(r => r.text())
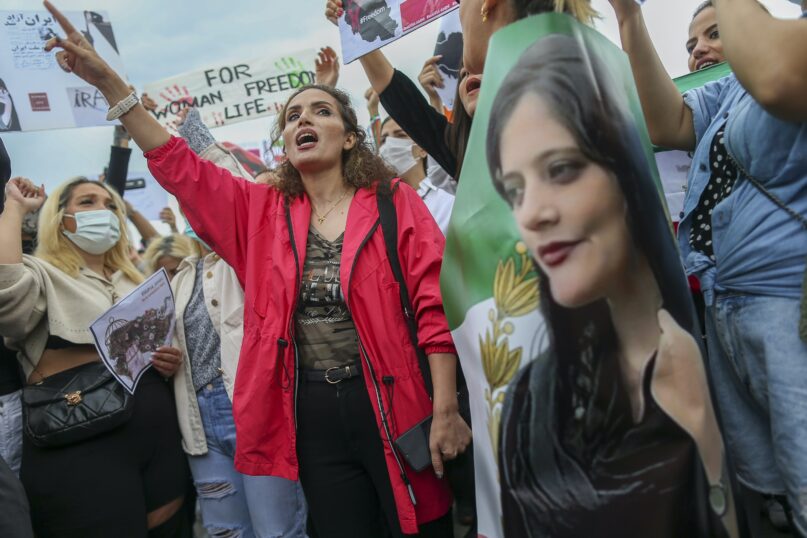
top-left (142, 51), bottom-right (316, 129)
top-left (441, 14), bottom-right (686, 538)
top-left (338, 0), bottom-right (458, 64)
top-left (432, 10), bottom-right (461, 112)
top-left (91, 269), bottom-right (176, 394)
top-left (0, 9), bottom-right (126, 132)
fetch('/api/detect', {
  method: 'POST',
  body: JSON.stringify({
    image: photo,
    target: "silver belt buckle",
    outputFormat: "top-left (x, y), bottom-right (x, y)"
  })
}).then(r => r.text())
top-left (325, 366), bottom-right (348, 384)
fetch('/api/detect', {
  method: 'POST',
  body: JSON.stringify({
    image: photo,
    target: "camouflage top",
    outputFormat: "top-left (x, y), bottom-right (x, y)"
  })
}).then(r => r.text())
top-left (295, 228), bottom-right (360, 370)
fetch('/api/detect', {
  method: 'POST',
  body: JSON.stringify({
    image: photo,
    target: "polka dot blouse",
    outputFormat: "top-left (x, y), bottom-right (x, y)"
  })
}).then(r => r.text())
top-left (688, 127), bottom-right (739, 260)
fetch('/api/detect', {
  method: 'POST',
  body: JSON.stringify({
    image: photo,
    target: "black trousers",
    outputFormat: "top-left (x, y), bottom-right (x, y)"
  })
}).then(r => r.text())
top-left (21, 370), bottom-right (190, 538)
top-left (297, 374), bottom-right (453, 538)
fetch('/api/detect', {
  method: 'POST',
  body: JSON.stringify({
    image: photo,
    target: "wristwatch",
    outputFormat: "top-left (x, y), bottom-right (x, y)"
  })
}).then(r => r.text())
top-left (106, 91), bottom-right (139, 121)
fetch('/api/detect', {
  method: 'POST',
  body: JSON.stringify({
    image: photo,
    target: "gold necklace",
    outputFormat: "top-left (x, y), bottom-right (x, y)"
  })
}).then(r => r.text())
top-left (312, 189), bottom-right (351, 225)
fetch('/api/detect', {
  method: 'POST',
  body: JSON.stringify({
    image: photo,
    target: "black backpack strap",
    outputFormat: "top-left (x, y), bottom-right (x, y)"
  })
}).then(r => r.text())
top-left (377, 182), bottom-right (434, 397)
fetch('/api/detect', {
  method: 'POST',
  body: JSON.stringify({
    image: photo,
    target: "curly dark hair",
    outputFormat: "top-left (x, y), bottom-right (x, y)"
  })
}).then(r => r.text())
top-left (270, 84), bottom-right (395, 198)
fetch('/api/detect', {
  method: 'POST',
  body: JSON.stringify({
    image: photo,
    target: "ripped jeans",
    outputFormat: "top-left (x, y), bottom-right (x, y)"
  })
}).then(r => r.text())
top-left (189, 377), bottom-right (308, 538)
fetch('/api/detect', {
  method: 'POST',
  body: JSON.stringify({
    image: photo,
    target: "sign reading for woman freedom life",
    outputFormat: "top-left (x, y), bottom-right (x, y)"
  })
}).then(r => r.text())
top-left (0, 10), bottom-right (126, 132)
top-left (142, 51), bottom-right (316, 130)
top-left (338, 0), bottom-right (458, 63)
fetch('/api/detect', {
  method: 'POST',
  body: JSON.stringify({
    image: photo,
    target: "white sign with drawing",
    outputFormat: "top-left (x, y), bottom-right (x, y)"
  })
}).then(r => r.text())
top-left (90, 269), bottom-right (176, 394)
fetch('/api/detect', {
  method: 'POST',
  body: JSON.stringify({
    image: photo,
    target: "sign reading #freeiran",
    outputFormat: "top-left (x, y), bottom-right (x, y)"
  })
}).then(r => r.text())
top-left (142, 50), bottom-right (316, 130)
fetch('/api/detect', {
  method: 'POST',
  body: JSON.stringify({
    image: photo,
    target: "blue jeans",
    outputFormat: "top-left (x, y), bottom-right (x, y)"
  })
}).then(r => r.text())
top-left (706, 294), bottom-right (807, 535)
top-left (0, 390), bottom-right (22, 476)
top-left (189, 377), bottom-right (307, 538)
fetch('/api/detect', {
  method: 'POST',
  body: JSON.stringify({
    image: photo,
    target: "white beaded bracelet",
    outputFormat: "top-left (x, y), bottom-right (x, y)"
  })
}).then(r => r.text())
top-left (106, 91), bottom-right (139, 121)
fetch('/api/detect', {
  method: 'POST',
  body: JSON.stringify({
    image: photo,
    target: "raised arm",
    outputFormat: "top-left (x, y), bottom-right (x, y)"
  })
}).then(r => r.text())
top-left (0, 179), bottom-right (45, 266)
top-left (43, 1), bottom-right (169, 153)
top-left (608, 0), bottom-right (696, 151)
top-left (713, 0), bottom-right (807, 120)
top-left (44, 1), bottom-right (255, 277)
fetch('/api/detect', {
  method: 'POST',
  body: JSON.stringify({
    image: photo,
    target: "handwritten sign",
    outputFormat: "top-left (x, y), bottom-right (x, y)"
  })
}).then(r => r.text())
top-left (142, 51), bottom-right (316, 129)
top-left (338, 0), bottom-right (458, 64)
top-left (0, 10), bottom-right (126, 132)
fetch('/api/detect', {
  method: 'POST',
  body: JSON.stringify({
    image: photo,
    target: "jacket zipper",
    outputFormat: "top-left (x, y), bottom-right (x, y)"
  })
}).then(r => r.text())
top-left (347, 220), bottom-right (418, 506)
top-left (285, 203), bottom-right (302, 429)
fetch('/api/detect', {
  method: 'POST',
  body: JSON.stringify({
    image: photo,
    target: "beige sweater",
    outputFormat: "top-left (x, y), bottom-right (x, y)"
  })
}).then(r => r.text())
top-left (0, 256), bottom-right (138, 379)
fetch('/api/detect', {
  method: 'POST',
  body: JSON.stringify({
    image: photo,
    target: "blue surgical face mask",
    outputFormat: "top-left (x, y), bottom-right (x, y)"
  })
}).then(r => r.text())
top-left (63, 209), bottom-right (121, 255)
top-left (184, 222), bottom-right (211, 252)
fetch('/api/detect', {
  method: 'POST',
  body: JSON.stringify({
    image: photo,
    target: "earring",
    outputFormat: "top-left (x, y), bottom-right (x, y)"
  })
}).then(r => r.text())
top-left (481, 5), bottom-right (489, 22)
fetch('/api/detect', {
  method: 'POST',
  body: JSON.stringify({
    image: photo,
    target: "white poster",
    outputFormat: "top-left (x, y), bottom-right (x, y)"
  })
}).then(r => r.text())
top-left (338, 0), bottom-right (458, 64)
top-left (655, 150), bottom-right (691, 221)
top-left (142, 50), bottom-right (316, 130)
top-left (432, 10), bottom-right (461, 112)
top-left (0, 9), bottom-right (126, 132)
top-left (90, 269), bottom-right (176, 394)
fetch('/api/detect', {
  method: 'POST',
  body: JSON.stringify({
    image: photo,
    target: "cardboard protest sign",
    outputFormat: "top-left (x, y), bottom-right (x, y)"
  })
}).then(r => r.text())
top-left (442, 13), bottom-right (726, 537)
top-left (338, 0), bottom-right (458, 63)
top-left (142, 51), bottom-right (316, 129)
top-left (91, 269), bottom-right (176, 394)
top-left (0, 9), bottom-right (126, 132)
top-left (432, 10), bottom-right (461, 112)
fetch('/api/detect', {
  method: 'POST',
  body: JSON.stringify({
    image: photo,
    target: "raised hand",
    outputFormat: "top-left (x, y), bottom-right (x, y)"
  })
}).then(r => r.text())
top-left (418, 55), bottom-right (445, 112)
top-left (364, 87), bottom-right (380, 117)
top-left (315, 46), bottom-right (340, 87)
top-left (325, 0), bottom-right (343, 25)
top-left (159, 207), bottom-right (178, 232)
top-left (42, 1), bottom-right (116, 88)
top-left (5, 177), bottom-right (46, 214)
top-left (140, 93), bottom-right (158, 112)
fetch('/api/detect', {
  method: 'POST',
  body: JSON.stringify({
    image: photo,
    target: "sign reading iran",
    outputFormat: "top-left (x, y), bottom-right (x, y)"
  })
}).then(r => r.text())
top-left (338, 0), bottom-right (458, 64)
top-left (0, 9), bottom-right (126, 132)
top-left (142, 51), bottom-right (316, 129)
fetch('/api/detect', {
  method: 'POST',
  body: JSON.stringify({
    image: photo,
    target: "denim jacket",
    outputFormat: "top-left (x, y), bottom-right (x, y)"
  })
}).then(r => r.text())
top-left (679, 40), bottom-right (807, 305)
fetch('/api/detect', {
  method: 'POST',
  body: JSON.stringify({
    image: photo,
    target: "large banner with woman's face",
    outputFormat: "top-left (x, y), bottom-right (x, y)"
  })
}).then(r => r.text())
top-left (442, 13), bottom-right (734, 538)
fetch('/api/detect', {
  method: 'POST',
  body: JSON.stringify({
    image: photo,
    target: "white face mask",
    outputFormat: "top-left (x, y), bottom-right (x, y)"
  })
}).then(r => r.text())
top-left (379, 136), bottom-right (420, 175)
top-left (63, 209), bottom-right (121, 255)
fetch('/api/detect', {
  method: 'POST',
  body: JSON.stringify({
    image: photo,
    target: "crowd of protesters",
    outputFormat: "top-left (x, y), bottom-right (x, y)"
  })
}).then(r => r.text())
top-left (0, 0), bottom-right (805, 536)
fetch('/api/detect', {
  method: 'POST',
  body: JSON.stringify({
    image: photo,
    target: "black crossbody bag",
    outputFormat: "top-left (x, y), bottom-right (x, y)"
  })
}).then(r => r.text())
top-left (376, 185), bottom-right (471, 471)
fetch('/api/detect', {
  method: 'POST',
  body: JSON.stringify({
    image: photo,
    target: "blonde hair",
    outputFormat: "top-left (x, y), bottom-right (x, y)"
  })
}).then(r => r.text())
top-left (35, 177), bottom-right (144, 284)
top-left (142, 234), bottom-right (200, 275)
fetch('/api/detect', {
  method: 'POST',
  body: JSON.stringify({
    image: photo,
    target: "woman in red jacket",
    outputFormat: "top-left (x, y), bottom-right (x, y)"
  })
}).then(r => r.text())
top-left (42, 3), bottom-right (471, 536)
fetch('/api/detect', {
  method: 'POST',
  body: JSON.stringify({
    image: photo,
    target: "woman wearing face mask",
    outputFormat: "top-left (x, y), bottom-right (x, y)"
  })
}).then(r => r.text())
top-left (609, 0), bottom-right (807, 533)
top-left (43, 1), bottom-right (471, 535)
top-left (379, 117), bottom-right (455, 235)
top-left (488, 34), bottom-right (740, 537)
top-left (0, 175), bottom-right (191, 538)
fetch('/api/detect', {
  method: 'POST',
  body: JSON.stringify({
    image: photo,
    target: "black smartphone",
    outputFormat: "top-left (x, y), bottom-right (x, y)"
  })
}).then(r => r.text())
top-left (393, 415), bottom-right (433, 472)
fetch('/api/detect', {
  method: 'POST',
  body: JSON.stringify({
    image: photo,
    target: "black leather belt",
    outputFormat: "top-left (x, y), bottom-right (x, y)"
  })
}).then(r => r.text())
top-left (302, 365), bottom-right (361, 384)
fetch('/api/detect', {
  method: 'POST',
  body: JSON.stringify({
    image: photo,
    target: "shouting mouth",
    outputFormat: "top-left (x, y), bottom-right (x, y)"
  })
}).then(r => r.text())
top-left (295, 129), bottom-right (319, 150)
